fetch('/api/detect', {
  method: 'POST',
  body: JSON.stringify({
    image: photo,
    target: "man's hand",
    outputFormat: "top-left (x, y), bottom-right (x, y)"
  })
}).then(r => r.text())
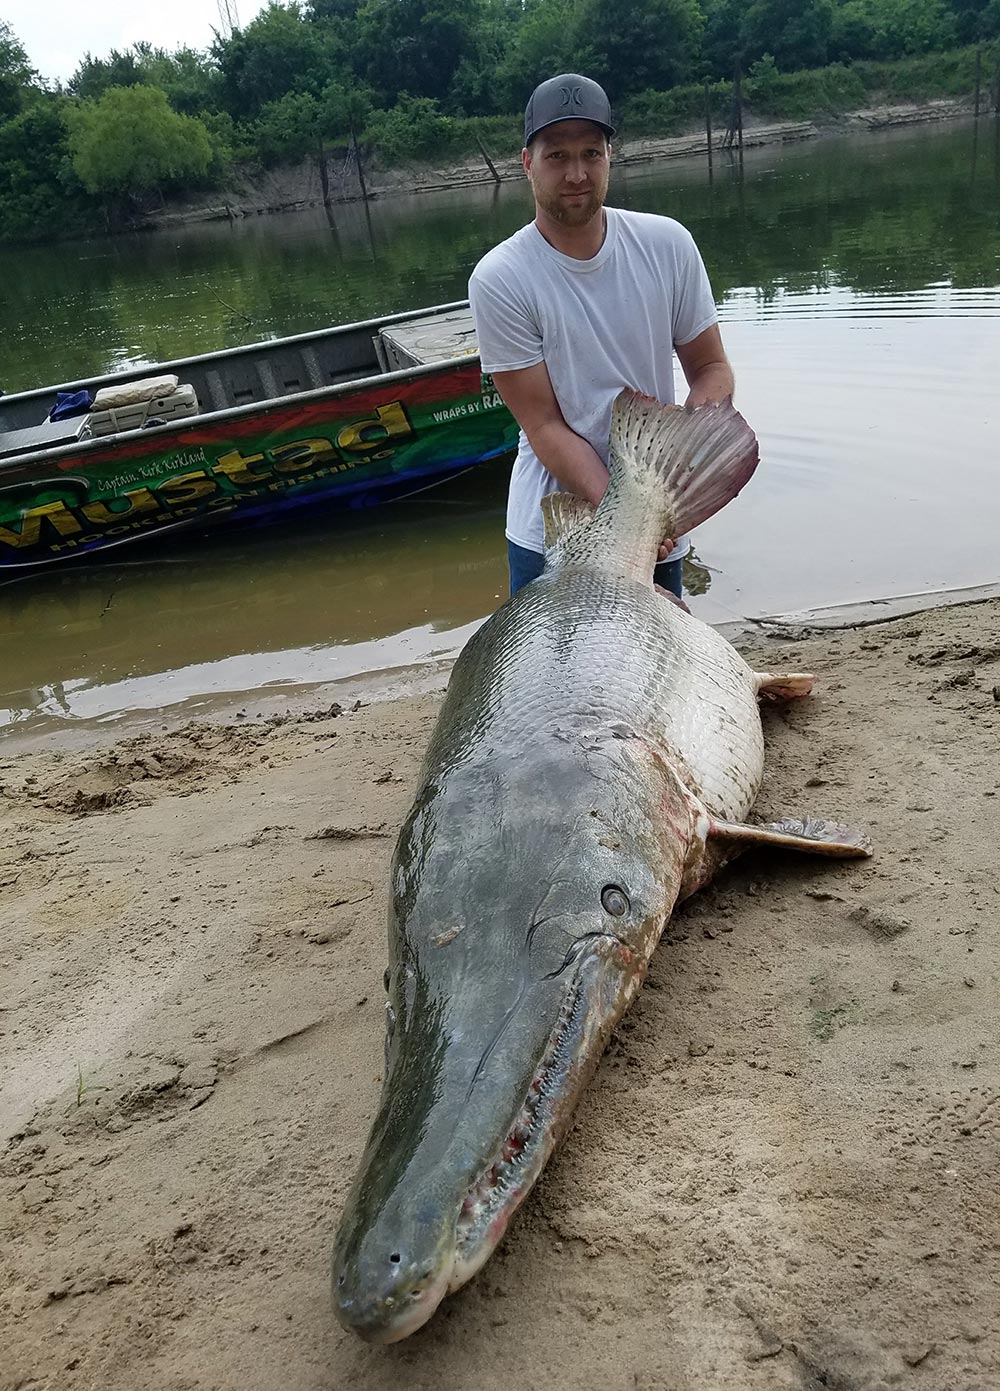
top-left (657, 538), bottom-right (675, 561)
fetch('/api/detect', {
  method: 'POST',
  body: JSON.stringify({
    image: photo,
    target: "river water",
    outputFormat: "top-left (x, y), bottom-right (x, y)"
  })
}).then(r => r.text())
top-left (2, 118), bottom-right (999, 735)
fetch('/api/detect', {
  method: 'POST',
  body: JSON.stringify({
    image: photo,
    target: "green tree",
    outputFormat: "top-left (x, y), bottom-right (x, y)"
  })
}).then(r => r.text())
top-left (740, 0), bottom-right (834, 70)
top-left (69, 48), bottom-right (147, 100)
top-left (140, 46), bottom-right (221, 115)
top-left (495, 0), bottom-right (585, 110)
top-left (701, 0), bottom-right (748, 76)
top-left (255, 89), bottom-right (322, 159)
top-left (198, 108), bottom-right (248, 168)
top-left (352, 0), bottom-right (487, 108)
top-left (577, 0), bottom-right (706, 101)
top-left (944, 0), bottom-right (1000, 41)
top-left (213, 2), bottom-right (343, 120)
top-left (0, 98), bottom-right (96, 240)
top-left (252, 77), bottom-right (372, 161)
top-left (0, 21), bottom-right (38, 120)
top-left (69, 43), bottom-right (220, 115)
top-left (305, 0), bottom-right (362, 18)
top-left (363, 93), bottom-right (453, 159)
top-left (319, 77), bottom-right (373, 136)
top-left (446, 0), bottom-right (521, 114)
top-left (68, 85), bottom-right (213, 197)
top-left (832, 0), bottom-right (958, 59)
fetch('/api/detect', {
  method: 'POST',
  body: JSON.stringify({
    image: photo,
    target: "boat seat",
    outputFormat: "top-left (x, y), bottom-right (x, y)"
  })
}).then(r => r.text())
top-left (84, 383), bottom-right (199, 438)
top-left (92, 374), bottom-right (181, 409)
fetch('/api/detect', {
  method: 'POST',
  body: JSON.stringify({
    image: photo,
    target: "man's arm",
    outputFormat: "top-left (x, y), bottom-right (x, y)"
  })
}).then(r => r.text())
top-left (675, 324), bottom-right (734, 407)
top-left (492, 361), bottom-right (674, 559)
top-left (490, 361), bottom-right (610, 506)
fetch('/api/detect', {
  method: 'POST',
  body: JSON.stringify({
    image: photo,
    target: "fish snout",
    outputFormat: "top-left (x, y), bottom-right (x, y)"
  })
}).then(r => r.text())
top-left (332, 1228), bottom-right (452, 1343)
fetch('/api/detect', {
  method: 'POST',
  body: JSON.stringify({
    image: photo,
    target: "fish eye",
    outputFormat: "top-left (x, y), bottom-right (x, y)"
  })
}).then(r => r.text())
top-left (601, 885), bottom-right (629, 916)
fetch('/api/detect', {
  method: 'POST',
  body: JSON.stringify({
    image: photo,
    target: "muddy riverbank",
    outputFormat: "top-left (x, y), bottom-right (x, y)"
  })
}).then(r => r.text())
top-left (2, 593), bottom-right (999, 1390)
top-left (155, 97), bottom-right (979, 229)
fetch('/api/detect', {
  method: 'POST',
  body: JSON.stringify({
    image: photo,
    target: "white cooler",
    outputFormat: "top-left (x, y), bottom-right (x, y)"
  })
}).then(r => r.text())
top-left (84, 375), bottom-right (200, 438)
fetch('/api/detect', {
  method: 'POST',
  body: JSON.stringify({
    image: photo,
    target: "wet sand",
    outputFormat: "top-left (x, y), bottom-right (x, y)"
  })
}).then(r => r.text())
top-left (2, 596), bottom-right (1000, 1390)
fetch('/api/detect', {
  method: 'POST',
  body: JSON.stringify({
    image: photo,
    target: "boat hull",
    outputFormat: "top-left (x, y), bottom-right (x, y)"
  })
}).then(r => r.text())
top-left (0, 362), bottom-right (516, 569)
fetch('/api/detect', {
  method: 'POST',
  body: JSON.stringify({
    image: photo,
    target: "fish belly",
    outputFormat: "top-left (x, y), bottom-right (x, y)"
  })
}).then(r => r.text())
top-left (423, 568), bottom-right (764, 824)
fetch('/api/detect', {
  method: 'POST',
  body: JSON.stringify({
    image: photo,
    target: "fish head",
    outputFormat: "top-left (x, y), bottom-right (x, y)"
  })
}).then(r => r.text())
top-left (332, 722), bottom-right (695, 1341)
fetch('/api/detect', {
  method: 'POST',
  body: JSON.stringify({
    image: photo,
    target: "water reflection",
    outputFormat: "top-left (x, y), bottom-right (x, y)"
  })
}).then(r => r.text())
top-left (0, 462), bottom-right (510, 727)
top-left (1, 119), bottom-right (999, 733)
top-left (2, 120), bottom-right (997, 394)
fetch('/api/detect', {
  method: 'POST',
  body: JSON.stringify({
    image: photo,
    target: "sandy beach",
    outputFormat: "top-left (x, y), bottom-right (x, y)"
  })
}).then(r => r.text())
top-left (2, 594), bottom-right (999, 1391)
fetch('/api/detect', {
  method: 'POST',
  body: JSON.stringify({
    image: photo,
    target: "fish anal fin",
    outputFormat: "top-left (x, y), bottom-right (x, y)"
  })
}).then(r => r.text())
top-left (541, 492), bottom-right (597, 555)
top-left (754, 671), bottom-right (816, 701)
top-left (708, 814), bottom-right (872, 858)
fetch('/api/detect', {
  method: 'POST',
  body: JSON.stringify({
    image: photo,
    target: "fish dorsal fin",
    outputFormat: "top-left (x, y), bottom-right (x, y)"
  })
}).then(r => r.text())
top-left (541, 492), bottom-right (597, 557)
top-left (609, 389), bottom-right (759, 539)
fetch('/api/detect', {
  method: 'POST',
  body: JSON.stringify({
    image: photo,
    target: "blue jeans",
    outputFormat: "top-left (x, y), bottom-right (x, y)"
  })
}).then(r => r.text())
top-left (508, 540), bottom-right (683, 599)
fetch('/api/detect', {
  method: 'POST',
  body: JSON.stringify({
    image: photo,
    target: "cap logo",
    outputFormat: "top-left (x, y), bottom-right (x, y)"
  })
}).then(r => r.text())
top-left (559, 84), bottom-right (584, 108)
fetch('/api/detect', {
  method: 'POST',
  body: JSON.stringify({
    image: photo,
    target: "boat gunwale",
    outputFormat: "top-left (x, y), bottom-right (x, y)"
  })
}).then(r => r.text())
top-left (0, 298), bottom-right (472, 409)
top-left (0, 346), bottom-right (485, 476)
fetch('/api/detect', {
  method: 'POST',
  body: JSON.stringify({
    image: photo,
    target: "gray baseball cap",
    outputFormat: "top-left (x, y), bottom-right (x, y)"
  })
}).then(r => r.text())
top-left (524, 74), bottom-right (615, 146)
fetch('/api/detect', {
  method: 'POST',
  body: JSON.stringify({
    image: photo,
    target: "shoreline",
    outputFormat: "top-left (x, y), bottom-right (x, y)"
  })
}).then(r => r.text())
top-left (5, 577), bottom-right (999, 758)
top-left (152, 98), bottom-right (981, 231)
top-left (2, 591), bottom-right (999, 1388)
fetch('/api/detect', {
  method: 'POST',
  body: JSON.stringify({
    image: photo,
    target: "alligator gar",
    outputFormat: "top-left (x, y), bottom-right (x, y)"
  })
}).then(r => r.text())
top-left (331, 389), bottom-right (871, 1342)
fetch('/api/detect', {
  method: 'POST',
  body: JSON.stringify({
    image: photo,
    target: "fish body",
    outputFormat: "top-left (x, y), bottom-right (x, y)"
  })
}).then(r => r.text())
top-left (331, 392), bottom-right (870, 1341)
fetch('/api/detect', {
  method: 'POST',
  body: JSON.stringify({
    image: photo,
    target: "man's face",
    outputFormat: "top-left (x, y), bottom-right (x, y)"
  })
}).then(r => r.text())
top-left (523, 120), bottom-right (611, 228)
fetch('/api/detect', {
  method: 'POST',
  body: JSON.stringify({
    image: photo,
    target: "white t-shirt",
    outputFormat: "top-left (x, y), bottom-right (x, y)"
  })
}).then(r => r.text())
top-left (469, 205), bottom-right (718, 557)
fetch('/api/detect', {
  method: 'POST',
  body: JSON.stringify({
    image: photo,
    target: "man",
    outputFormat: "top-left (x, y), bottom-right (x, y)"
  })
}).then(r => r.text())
top-left (468, 73), bottom-right (736, 598)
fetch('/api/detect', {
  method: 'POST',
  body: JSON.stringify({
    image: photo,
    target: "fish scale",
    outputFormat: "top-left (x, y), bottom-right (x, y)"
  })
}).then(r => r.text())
top-left (425, 567), bottom-right (764, 827)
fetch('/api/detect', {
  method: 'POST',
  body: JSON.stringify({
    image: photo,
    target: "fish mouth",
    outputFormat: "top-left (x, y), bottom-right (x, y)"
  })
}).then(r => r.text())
top-left (451, 942), bottom-right (619, 1278)
top-left (337, 931), bottom-right (639, 1343)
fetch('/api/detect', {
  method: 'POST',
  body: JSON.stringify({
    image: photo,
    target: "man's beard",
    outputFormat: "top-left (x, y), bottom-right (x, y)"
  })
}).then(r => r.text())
top-left (536, 185), bottom-right (605, 227)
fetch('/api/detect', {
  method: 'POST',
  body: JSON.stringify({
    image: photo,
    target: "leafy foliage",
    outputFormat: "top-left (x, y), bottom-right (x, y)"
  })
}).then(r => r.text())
top-left (364, 95), bottom-right (454, 160)
top-left (70, 44), bottom-right (221, 113)
top-left (832, 0), bottom-right (959, 59)
top-left (577, 0), bottom-right (707, 100)
top-left (740, 0), bottom-right (836, 70)
top-left (1, 0), bottom-right (999, 240)
top-left (0, 98), bottom-right (95, 239)
top-left (68, 86), bottom-right (213, 196)
top-left (213, 2), bottom-right (346, 120)
top-left (0, 19), bottom-right (37, 120)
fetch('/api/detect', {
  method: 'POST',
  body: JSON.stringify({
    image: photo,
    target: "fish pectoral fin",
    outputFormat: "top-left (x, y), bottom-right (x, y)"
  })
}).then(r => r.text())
top-left (708, 814), bottom-right (873, 858)
top-left (541, 493), bottom-right (597, 555)
top-left (753, 671), bottom-right (816, 700)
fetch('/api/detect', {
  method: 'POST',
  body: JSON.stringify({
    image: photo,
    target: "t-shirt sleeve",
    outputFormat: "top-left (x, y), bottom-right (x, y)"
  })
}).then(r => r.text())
top-left (669, 225), bottom-right (719, 346)
top-left (469, 258), bottom-right (544, 374)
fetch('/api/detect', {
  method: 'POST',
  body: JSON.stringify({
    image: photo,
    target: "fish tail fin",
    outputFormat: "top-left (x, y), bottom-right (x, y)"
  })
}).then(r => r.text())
top-left (608, 388), bottom-right (759, 540)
